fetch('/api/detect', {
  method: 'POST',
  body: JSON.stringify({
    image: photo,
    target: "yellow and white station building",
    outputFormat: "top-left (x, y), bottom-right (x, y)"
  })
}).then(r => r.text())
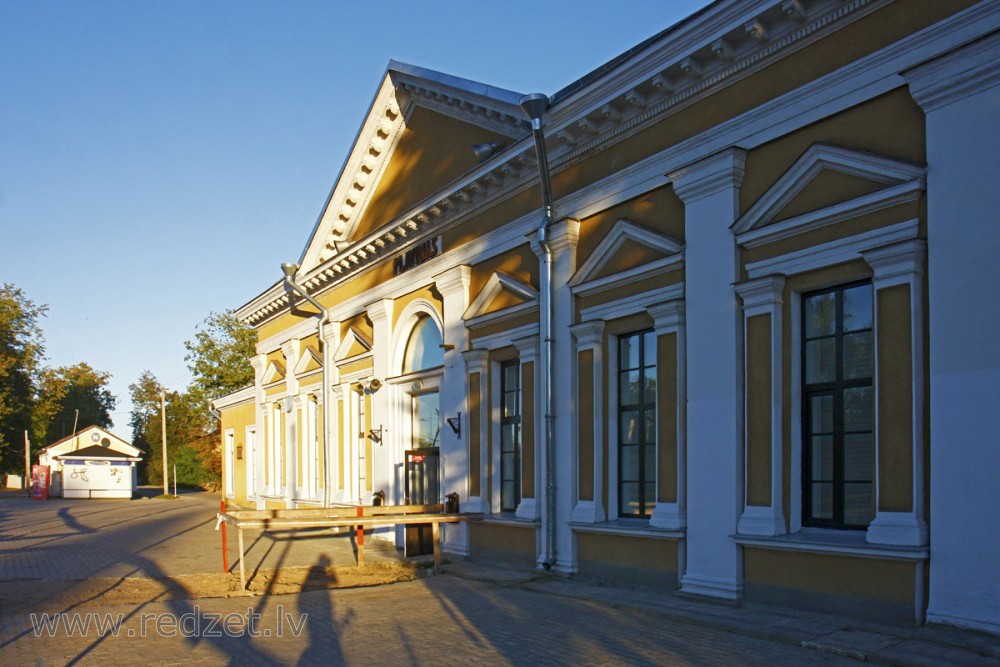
top-left (214, 0), bottom-right (1000, 633)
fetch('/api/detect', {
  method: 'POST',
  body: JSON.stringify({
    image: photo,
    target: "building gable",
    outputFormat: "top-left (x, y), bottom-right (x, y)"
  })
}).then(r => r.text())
top-left (571, 218), bottom-right (683, 296)
top-left (464, 272), bottom-right (538, 322)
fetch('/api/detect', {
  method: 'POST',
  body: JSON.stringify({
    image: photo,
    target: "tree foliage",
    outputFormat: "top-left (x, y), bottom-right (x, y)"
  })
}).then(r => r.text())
top-left (33, 362), bottom-right (116, 445)
top-left (184, 310), bottom-right (256, 426)
top-left (0, 284), bottom-right (47, 473)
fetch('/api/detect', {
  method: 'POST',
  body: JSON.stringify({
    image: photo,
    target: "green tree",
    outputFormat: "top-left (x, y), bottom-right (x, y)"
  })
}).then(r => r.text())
top-left (33, 362), bottom-right (117, 445)
top-left (0, 284), bottom-right (47, 474)
top-left (184, 310), bottom-right (257, 425)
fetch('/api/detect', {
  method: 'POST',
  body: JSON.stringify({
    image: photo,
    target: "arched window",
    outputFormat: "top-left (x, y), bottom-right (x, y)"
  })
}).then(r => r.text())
top-left (401, 316), bottom-right (444, 374)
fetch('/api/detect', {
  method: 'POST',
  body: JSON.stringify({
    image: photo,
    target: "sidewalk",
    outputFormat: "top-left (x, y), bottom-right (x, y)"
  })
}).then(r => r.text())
top-left (443, 560), bottom-right (1000, 666)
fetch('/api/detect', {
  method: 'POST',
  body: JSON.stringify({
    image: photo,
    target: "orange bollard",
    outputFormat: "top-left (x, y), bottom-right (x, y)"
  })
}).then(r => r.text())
top-left (221, 500), bottom-right (229, 573)
top-left (356, 505), bottom-right (365, 568)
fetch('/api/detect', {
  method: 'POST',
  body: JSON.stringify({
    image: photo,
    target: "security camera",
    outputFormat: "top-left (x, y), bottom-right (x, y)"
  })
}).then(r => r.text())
top-left (368, 378), bottom-right (382, 392)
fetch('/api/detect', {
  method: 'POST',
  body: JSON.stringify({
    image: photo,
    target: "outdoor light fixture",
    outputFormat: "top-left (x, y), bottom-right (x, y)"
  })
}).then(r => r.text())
top-left (368, 426), bottom-right (383, 443)
top-left (446, 413), bottom-right (462, 438)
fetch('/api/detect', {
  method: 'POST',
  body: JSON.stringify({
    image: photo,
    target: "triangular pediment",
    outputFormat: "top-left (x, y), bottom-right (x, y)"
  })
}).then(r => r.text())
top-left (733, 144), bottom-right (925, 236)
top-left (297, 62), bottom-right (528, 276)
top-left (571, 219), bottom-right (683, 289)
top-left (261, 360), bottom-right (286, 385)
top-left (464, 272), bottom-right (538, 321)
top-left (334, 328), bottom-right (373, 362)
top-left (293, 346), bottom-right (323, 376)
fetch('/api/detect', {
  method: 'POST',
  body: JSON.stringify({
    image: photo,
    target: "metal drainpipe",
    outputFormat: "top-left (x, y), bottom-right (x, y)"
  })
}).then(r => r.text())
top-left (520, 93), bottom-right (557, 570)
top-left (281, 263), bottom-right (332, 508)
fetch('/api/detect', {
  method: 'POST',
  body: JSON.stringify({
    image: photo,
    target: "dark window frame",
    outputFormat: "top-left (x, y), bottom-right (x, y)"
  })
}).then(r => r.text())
top-left (801, 280), bottom-right (874, 530)
top-left (499, 359), bottom-right (521, 513)
top-left (617, 330), bottom-right (656, 519)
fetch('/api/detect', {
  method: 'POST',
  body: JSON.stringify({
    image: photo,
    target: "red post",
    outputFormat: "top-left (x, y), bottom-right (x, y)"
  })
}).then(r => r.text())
top-left (220, 500), bottom-right (229, 573)
top-left (356, 505), bottom-right (365, 568)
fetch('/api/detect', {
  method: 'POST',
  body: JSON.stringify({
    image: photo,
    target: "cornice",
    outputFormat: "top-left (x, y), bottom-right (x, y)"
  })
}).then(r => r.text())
top-left (904, 29), bottom-right (1000, 113)
top-left (239, 0), bottom-right (941, 328)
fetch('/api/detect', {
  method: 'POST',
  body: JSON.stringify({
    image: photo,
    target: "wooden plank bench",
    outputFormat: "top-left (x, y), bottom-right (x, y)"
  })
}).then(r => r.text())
top-left (216, 503), bottom-right (467, 589)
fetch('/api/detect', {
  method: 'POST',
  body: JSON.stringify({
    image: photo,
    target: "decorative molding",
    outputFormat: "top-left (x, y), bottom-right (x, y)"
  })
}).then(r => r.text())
top-left (571, 218), bottom-right (683, 288)
top-left (570, 320), bottom-right (605, 348)
top-left (735, 531), bottom-right (929, 561)
top-left (469, 322), bottom-right (539, 352)
top-left (733, 143), bottom-right (925, 236)
top-left (261, 360), bottom-right (286, 385)
top-left (903, 30), bottom-right (1000, 113)
top-left (293, 346), bottom-right (323, 376)
top-left (432, 264), bottom-right (472, 298)
top-left (579, 283), bottom-right (684, 323)
top-left (735, 275), bottom-right (785, 313)
top-left (745, 219), bottom-right (919, 279)
top-left (464, 272), bottom-right (538, 321)
top-left (333, 327), bottom-right (373, 362)
top-left (668, 147), bottom-right (746, 204)
top-left (861, 239), bottom-right (926, 289)
top-left (866, 511), bottom-right (928, 548)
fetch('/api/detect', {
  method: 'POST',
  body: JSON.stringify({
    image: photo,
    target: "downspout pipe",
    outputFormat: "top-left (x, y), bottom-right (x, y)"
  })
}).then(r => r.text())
top-left (520, 93), bottom-right (557, 570)
top-left (281, 262), bottom-right (332, 508)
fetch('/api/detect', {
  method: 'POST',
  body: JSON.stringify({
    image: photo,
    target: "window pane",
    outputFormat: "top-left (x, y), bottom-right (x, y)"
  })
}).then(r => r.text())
top-left (843, 482), bottom-right (874, 526)
top-left (643, 444), bottom-right (655, 480)
top-left (843, 386), bottom-right (873, 432)
top-left (504, 363), bottom-right (519, 390)
top-left (643, 411), bottom-right (656, 445)
top-left (620, 445), bottom-right (640, 481)
top-left (809, 395), bottom-right (834, 434)
top-left (844, 433), bottom-right (873, 482)
top-left (503, 390), bottom-right (519, 417)
top-left (621, 411), bottom-right (640, 444)
top-left (643, 367), bottom-right (657, 401)
top-left (402, 317), bottom-right (444, 373)
top-left (620, 334), bottom-right (640, 370)
top-left (805, 293), bottom-right (836, 338)
top-left (500, 423), bottom-right (517, 453)
top-left (842, 285), bottom-right (872, 332)
top-left (501, 452), bottom-right (515, 480)
top-left (620, 482), bottom-right (640, 517)
top-left (810, 435), bottom-right (834, 481)
top-left (811, 482), bottom-right (833, 520)
top-left (412, 392), bottom-right (440, 448)
top-left (621, 370), bottom-right (640, 405)
top-left (843, 331), bottom-right (873, 380)
top-left (501, 481), bottom-right (517, 512)
top-left (805, 338), bottom-right (836, 384)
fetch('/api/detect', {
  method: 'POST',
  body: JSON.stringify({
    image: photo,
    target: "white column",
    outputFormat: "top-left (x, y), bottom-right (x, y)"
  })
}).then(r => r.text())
top-left (648, 299), bottom-right (687, 531)
top-left (735, 276), bottom-right (785, 536)
top-left (366, 299), bottom-right (393, 505)
top-left (251, 354), bottom-right (266, 509)
top-left (281, 340), bottom-right (300, 508)
top-left (905, 36), bottom-right (1000, 632)
top-left (434, 265), bottom-right (472, 555)
top-left (569, 320), bottom-right (606, 524)
top-left (322, 322), bottom-right (341, 507)
top-left (669, 147), bottom-right (746, 601)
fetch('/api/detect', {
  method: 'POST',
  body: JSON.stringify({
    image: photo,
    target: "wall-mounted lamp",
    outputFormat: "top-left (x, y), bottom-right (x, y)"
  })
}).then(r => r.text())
top-left (366, 378), bottom-right (382, 394)
top-left (446, 413), bottom-right (462, 438)
top-left (368, 426), bottom-right (383, 443)
top-left (236, 446), bottom-right (243, 460)
top-left (439, 343), bottom-right (455, 351)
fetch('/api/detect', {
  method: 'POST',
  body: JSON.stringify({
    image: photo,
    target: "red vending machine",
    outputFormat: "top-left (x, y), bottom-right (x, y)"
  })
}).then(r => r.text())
top-left (31, 465), bottom-right (50, 500)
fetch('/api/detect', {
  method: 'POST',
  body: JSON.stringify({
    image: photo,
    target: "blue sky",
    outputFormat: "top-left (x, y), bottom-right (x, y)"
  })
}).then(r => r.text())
top-left (1, 0), bottom-right (710, 439)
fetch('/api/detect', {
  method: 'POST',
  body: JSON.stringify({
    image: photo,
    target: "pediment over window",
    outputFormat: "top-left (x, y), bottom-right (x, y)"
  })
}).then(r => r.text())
top-left (293, 346), bottom-right (323, 376)
top-left (464, 272), bottom-right (538, 322)
top-left (570, 218), bottom-right (683, 294)
top-left (261, 360), bottom-right (286, 385)
top-left (733, 144), bottom-right (925, 244)
top-left (334, 327), bottom-right (373, 362)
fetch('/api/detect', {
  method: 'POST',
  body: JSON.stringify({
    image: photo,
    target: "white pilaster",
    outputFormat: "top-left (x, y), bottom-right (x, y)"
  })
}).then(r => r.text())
top-left (905, 32), bottom-right (1000, 633)
top-left (648, 299), bottom-right (687, 531)
top-left (281, 340), bottom-right (300, 508)
top-left (670, 147), bottom-right (746, 601)
top-left (366, 299), bottom-right (393, 505)
top-left (434, 265), bottom-right (472, 556)
top-left (570, 320), bottom-right (606, 524)
top-left (735, 275), bottom-right (786, 537)
top-left (512, 336), bottom-right (542, 522)
top-left (321, 322), bottom-right (341, 507)
top-left (251, 353), bottom-right (266, 509)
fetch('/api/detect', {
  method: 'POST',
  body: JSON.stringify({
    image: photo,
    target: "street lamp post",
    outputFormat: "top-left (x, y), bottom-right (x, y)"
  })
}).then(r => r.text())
top-left (160, 391), bottom-right (168, 496)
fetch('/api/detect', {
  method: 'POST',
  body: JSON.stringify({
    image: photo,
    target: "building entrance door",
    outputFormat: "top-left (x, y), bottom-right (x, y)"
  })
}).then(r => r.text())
top-left (404, 390), bottom-right (440, 556)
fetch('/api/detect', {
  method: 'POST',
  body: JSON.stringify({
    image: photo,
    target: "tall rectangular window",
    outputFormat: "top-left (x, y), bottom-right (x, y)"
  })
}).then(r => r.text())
top-left (802, 282), bottom-right (874, 529)
top-left (618, 330), bottom-right (656, 518)
top-left (500, 360), bottom-right (522, 513)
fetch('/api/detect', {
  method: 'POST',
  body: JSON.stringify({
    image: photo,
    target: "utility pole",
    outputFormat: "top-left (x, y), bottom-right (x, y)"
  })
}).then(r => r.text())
top-left (160, 391), bottom-right (168, 496)
top-left (23, 431), bottom-right (30, 491)
top-left (72, 409), bottom-right (79, 450)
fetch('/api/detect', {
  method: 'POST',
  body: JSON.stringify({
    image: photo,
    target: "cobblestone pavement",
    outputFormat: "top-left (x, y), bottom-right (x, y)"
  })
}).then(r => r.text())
top-left (1, 574), bottom-right (858, 666)
top-left (2, 489), bottom-right (997, 666)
